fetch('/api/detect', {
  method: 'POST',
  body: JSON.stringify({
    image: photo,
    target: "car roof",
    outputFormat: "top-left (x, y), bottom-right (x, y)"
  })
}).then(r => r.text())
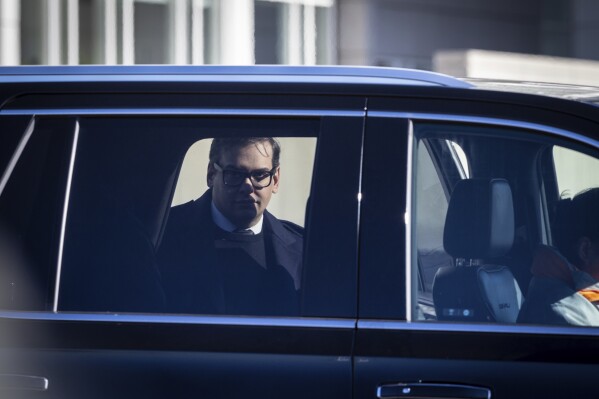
top-left (466, 78), bottom-right (599, 107)
top-left (0, 65), bottom-right (472, 88)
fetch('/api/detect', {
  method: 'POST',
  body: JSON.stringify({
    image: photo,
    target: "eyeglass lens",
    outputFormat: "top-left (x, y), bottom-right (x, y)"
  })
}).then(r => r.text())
top-left (223, 170), bottom-right (272, 187)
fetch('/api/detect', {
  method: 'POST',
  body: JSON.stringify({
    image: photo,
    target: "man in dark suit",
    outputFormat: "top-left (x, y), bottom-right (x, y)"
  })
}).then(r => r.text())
top-left (158, 137), bottom-right (303, 316)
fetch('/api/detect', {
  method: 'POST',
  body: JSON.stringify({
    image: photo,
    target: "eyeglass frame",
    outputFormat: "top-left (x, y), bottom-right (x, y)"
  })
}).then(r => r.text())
top-left (213, 162), bottom-right (277, 188)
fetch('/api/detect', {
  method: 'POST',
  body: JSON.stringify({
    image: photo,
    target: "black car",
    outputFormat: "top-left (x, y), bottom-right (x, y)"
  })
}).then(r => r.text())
top-left (1, 65), bottom-right (599, 398)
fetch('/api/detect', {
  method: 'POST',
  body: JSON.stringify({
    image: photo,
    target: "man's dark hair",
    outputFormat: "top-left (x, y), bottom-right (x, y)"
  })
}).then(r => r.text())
top-left (554, 187), bottom-right (599, 266)
top-left (209, 137), bottom-right (281, 169)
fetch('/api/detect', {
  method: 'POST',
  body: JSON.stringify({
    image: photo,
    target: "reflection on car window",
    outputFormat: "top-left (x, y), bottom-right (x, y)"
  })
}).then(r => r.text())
top-left (59, 118), bottom-right (317, 317)
top-left (553, 146), bottom-right (599, 197)
top-left (0, 118), bottom-right (73, 311)
top-left (414, 140), bottom-right (455, 319)
top-left (412, 123), bottom-right (599, 328)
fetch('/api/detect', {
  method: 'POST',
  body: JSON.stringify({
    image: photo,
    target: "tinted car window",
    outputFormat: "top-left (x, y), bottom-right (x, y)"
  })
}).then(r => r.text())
top-left (0, 118), bottom-right (74, 311)
top-left (553, 145), bottom-right (599, 196)
top-left (415, 139), bottom-right (467, 319)
top-left (58, 117), bottom-right (318, 316)
top-left (0, 116), bottom-right (33, 175)
top-left (412, 122), bottom-right (599, 327)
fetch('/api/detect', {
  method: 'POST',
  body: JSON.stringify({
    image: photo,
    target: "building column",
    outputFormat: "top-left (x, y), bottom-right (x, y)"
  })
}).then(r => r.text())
top-left (102, 0), bottom-right (118, 64)
top-left (46, 0), bottom-right (61, 65)
top-left (0, 0), bottom-right (20, 65)
top-left (303, 5), bottom-right (316, 65)
top-left (122, 0), bottom-right (134, 64)
top-left (67, 0), bottom-right (79, 65)
top-left (191, 0), bottom-right (204, 64)
top-left (170, 0), bottom-right (189, 64)
top-left (286, 3), bottom-right (302, 64)
top-left (220, 0), bottom-right (254, 64)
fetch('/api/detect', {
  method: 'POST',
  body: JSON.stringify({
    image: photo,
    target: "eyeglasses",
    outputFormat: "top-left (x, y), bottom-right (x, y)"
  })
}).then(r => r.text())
top-left (213, 162), bottom-right (276, 188)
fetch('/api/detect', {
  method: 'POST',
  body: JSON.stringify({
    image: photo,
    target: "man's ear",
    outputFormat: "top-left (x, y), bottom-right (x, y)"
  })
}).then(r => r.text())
top-left (271, 167), bottom-right (280, 194)
top-left (207, 162), bottom-right (215, 188)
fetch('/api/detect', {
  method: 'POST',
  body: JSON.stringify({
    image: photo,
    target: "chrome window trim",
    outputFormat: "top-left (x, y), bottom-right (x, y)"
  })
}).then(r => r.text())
top-left (0, 311), bottom-right (356, 329)
top-left (0, 109), bottom-right (365, 118)
top-left (405, 120), bottom-right (415, 322)
top-left (358, 320), bottom-right (599, 337)
top-left (446, 140), bottom-right (469, 179)
top-left (52, 120), bottom-right (79, 312)
top-left (369, 111), bottom-right (599, 149)
top-left (0, 65), bottom-right (472, 88)
top-left (0, 117), bottom-right (35, 197)
top-left (0, 75), bottom-right (447, 86)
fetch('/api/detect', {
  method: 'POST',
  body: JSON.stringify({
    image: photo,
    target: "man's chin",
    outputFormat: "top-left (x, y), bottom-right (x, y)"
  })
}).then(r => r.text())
top-left (231, 209), bottom-right (259, 228)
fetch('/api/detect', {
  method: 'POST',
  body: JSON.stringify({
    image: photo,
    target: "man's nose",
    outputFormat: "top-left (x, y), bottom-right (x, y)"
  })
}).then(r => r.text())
top-left (238, 176), bottom-right (255, 193)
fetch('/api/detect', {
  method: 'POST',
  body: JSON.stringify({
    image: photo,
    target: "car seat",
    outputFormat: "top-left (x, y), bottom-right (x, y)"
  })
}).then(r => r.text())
top-left (432, 178), bottom-right (523, 322)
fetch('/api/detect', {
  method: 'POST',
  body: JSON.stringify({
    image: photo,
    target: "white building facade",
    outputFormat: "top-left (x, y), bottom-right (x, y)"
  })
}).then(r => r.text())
top-left (2, 0), bottom-right (599, 85)
top-left (0, 0), bottom-right (336, 66)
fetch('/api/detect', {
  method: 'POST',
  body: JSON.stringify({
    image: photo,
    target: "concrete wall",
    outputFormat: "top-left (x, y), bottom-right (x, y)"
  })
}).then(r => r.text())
top-left (434, 49), bottom-right (599, 85)
top-left (338, 0), bottom-right (544, 69)
top-left (337, 0), bottom-right (599, 73)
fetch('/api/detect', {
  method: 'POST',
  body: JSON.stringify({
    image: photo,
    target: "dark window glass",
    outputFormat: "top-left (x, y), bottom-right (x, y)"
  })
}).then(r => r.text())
top-left (412, 122), bottom-right (599, 328)
top-left (59, 117), bottom-right (318, 316)
top-left (0, 118), bottom-right (74, 310)
top-left (0, 116), bottom-right (32, 177)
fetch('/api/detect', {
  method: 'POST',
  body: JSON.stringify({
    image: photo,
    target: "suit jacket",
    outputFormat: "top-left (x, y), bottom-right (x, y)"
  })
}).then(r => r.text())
top-left (157, 189), bottom-right (303, 316)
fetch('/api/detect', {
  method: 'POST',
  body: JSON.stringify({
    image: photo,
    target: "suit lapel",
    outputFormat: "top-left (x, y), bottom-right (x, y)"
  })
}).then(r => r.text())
top-left (263, 211), bottom-right (302, 290)
top-left (189, 191), bottom-right (226, 313)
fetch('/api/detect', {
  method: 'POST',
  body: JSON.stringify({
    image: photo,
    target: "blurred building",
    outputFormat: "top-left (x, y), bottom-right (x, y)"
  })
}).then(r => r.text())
top-left (338, 0), bottom-right (599, 85)
top-left (1, 0), bottom-right (599, 85)
top-left (0, 0), bottom-right (335, 66)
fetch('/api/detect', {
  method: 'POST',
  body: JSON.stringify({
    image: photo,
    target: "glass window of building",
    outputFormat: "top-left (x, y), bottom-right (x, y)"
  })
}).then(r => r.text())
top-left (254, 0), bottom-right (335, 65)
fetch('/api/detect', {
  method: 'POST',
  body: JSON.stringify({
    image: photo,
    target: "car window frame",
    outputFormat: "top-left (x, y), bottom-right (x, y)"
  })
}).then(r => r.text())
top-left (0, 100), bottom-right (365, 327)
top-left (361, 102), bottom-right (599, 336)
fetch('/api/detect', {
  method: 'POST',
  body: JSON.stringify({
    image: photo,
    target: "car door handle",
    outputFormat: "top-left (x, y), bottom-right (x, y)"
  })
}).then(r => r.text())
top-left (0, 374), bottom-right (49, 391)
top-left (377, 383), bottom-right (490, 399)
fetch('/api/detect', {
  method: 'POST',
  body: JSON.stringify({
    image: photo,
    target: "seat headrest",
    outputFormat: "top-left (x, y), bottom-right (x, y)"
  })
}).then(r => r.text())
top-left (443, 178), bottom-right (514, 259)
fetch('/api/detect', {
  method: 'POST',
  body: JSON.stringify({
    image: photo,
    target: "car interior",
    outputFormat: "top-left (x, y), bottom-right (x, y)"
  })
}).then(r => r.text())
top-left (58, 117), bottom-right (318, 314)
top-left (2, 114), bottom-right (598, 328)
top-left (415, 122), bottom-right (599, 324)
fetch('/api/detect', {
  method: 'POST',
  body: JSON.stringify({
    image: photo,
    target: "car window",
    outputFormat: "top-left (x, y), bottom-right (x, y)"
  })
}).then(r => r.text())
top-left (412, 121), bottom-right (599, 327)
top-left (0, 118), bottom-right (74, 311)
top-left (414, 140), bottom-right (462, 319)
top-left (553, 146), bottom-right (599, 197)
top-left (58, 117), bottom-right (318, 317)
top-left (173, 137), bottom-right (316, 226)
top-left (0, 116), bottom-right (33, 177)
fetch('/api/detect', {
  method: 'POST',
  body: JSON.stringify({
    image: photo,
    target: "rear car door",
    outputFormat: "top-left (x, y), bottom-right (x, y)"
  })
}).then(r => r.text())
top-left (0, 92), bottom-right (364, 398)
top-left (357, 92), bottom-right (599, 399)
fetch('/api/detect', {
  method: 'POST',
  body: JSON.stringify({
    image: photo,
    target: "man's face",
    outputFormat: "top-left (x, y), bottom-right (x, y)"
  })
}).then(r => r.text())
top-left (207, 141), bottom-right (279, 228)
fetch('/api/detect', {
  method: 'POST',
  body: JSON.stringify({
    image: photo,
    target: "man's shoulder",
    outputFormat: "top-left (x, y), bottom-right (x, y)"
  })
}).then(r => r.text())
top-left (169, 192), bottom-right (211, 219)
top-left (264, 211), bottom-right (304, 242)
top-left (279, 219), bottom-right (304, 238)
top-left (169, 199), bottom-right (200, 216)
top-left (163, 194), bottom-right (212, 239)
